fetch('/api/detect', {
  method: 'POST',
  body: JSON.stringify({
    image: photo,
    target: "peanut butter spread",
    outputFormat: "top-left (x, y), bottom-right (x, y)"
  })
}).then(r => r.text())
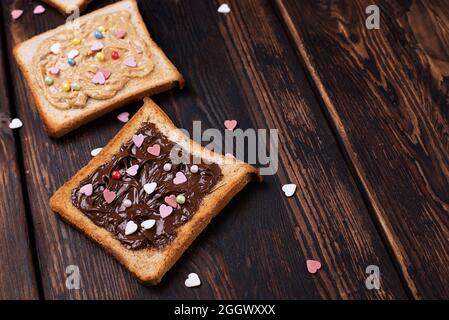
top-left (33, 11), bottom-right (154, 110)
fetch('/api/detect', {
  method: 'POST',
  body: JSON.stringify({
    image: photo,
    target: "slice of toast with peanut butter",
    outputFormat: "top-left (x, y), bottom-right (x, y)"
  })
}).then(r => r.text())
top-left (14, 0), bottom-right (184, 137)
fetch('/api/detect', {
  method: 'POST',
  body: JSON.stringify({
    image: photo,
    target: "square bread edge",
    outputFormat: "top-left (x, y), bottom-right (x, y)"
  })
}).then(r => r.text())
top-left (41, 0), bottom-right (93, 15)
top-left (49, 97), bottom-right (261, 285)
top-left (13, 0), bottom-right (185, 138)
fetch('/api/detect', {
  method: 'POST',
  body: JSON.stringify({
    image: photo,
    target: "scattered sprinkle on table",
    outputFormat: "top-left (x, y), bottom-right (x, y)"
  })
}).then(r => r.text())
top-left (9, 118), bottom-right (23, 129)
top-left (282, 184), bottom-right (297, 197)
top-left (185, 273), bottom-right (201, 288)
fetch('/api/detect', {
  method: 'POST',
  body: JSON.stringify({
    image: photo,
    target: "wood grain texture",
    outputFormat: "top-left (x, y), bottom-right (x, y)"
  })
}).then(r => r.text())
top-left (275, 0), bottom-right (449, 299)
top-left (0, 8), bottom-right (39, 300)
top-left (1, 0), bottom-right (406, 299)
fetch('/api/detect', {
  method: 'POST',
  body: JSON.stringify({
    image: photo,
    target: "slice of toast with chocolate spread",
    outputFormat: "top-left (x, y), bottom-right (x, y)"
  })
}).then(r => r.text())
top-left (50, 98), bottom-right (261, 285)
top-left (41, 0), bottom-right (93, 15)
top-left (14, 0), bottom-right (184, 137)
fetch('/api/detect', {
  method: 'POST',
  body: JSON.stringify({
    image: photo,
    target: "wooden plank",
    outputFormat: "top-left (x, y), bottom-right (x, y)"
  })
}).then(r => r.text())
top-left (0, 7), bottom-right (39, 300)
top-left (1, 0), bottom-right (406, 299)
top-left (275, 0), bottom-right (449, 299)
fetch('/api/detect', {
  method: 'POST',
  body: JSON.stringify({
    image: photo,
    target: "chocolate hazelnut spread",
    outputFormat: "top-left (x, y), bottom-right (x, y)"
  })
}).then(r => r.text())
top-left (71, 123), bottom-right (222, 250)
top-left (34, 11), bottom-right (154, 110)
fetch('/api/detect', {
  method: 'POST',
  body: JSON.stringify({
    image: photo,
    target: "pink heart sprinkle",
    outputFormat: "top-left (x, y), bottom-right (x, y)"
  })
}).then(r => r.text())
top-left (48, 67), bottom-right (60, 75)
top-left (114, 30), bottom-right (127, 39)
top-left (132, 134), bottom-right (145, 147)
top-left (91, 41), bottom-right (104, 51)
top-left (103, 189), bottom-right (116, 204)
top-left (123, 56), bottom-right (137, 67)
top-left (11, 9), bottom-right (23, 20)
top-left (306, 260), bottom-right (322, 274)
top-left (99, 68), bottom-right (111, 80)
top-left (164, 195), bottom-right (178, 208)
top-left (126, 164), bottom-right (139, 176)
top-left (159, 204), bottom-right (173, 218)
top-left (147, 144), bottom-right (161, 156)
top-left (224, 119), bottom-right (238, 130)
top-left (173, 172), bottom-right (187, 185)
top-left (92, 71), bottom-right (106, 85)
top-left (33, 5), bottom-right (46, 15)
top-left (117, 112), bottom-right (129, 123)
top-left (79, 184), bottom-right (93, 196)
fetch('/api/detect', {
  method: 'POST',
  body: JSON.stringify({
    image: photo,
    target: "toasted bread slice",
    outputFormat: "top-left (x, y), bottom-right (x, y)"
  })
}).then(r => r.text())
top-left (41, 0), bottom-right (93, 15)
top-left (14, 0), bottom-right (184, 137)
top-left (50, 98), bottom-right (261, 285)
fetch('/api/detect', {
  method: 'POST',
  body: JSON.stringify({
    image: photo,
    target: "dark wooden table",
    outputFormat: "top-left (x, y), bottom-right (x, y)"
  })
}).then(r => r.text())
top-left (0, 0), bottom-right (448, 300)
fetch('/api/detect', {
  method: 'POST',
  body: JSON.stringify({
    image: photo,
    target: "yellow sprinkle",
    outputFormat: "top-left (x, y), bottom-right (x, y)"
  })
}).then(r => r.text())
top-left (72, 38), bottom-right (81, 45)
top-left (63, 82), bottom-right (71, 92)
top-left (98, 26), bottom-right (106, 32)
top-left (95, 52), bottom-right (105, 62)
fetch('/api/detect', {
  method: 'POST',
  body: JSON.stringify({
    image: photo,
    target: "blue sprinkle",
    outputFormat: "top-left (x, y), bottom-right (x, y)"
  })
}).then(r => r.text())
top-left (94, 31), bottom-right (103, 39)
top-left (67, 58), bottom-right (76, 66)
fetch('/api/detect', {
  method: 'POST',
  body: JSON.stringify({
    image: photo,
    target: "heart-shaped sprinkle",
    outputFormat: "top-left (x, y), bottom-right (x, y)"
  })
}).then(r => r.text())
top-left (218, 4), bottom-right (231, 14)
top-left (67, 49), bottom-right (79, 59)
top-left (144, 182), bottom-right (157, 194)
top-left (173, 172), bottom-right (187, 185)
top-left (50, 43), bottom-right (61, 54)
top-left (99, 68), bottom-right (111, 80)
top-left (306, 260), bottom-right (322, 274)
top-left (159, 204), bottom-right (173, 218)
top-left (48, 66), bottom-right (60, 75)
top-left (92, 71), bottom-right (106, 85)
top-left (103, 189), bottom-right (116, 204)
top-left (9, 118), bottom-right (23, 129)
top-left (11, 9), bottom-right (23, 20)
top-left (164, 195), bottom-right (178, 208)
top-left (117, 112), bottom-right (129, 123)
top-left (282, 184), bottom-right (297, 197)
top-left (124, 221), bottom-right (138, 235)
top-left (123, 199), bottom-right (132, 208)
top-left (185, 273), bottom-right (201, 288)
top-left (79, 184), bottom-right (93, 196)
top-left (91, 41), bottom-right (104, 51)
top-left (114, 30), bottom-right (127, 39)
top-left (141, 219), bottom-right (156, 230)
top-left (91, 147), bottom-right (102, 156)
top-left (163, 163), bottom-right (172, 172)
top-left (33, 5), bottom-right (46, 15)
top-left (123, 56), bottom-right (137, 67)
top-left (190, 165), bottom-right (199, 173)
top-left (147, 144), bottom-right (161, 156)
top-left (224, 119), bottom-right (237, 130)
top-left (126, 164), bottom-right (139, 176)
top-left (132, 134), bottom-right (145, 147)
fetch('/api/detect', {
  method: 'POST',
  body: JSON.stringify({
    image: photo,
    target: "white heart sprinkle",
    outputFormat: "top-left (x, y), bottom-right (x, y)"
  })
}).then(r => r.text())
top-left (50, 43), bottom-right (61, 54)
top-left (123, 199), bottom-right (132, 208)
top-left (125, 221), bottom-right (138, 236)
top-left (185, 273), bottom-right (201, 288)
top-left (141, 219), bottom-right (156, 230)
top-left (218, 4), bottom-right (231, 14)
top-left (190, 165), bottom-right (199, 173)
top-left (144, 182), bottom-right (157, 195)
top-left (67, 49), bottom-right (79, 59)
top-left (282, 184), bottom-right (297, 197)
top-left (90, 147), bottom-right (102, 157)
top-left (9, 118), bottom-right (23, 129)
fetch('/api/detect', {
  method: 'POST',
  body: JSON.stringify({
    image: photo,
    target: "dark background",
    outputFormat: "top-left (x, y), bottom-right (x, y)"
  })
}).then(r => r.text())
top-left (0, 0), bottom-right (447, 299)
